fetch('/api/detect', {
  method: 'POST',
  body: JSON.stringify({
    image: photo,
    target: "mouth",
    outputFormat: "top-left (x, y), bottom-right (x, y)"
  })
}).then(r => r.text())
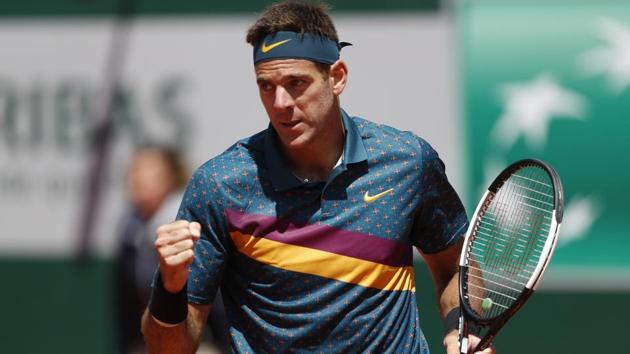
top-left (279, 120), bottom-right (301, 128)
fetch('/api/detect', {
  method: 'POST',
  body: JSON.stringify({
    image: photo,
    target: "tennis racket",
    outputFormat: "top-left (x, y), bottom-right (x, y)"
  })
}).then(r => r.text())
top-left (458, 159), bottom-right (564, 353)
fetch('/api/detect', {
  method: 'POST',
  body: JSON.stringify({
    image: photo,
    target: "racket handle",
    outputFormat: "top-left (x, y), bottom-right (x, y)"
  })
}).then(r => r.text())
top-left (459, 336), bottom-right (469, 354)
top-left (458, 315), bottom-right (469, 354)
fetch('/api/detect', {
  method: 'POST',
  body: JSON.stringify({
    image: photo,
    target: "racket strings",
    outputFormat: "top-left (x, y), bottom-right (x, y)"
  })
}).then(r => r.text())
top-left (485, 175), bottom-right (524, 276)
top-left (466, 269), bottom-right (523, 293)
top-left (464, 165), bottom-right (555, 320)
top-left (501, 179), bottom-right (537, 275)
top-left (490, 167), bottom-right (549, 305)
top-left (475, 212), bottom-right (549, 275)
top-left (473, 222), bottom-right (547, 265)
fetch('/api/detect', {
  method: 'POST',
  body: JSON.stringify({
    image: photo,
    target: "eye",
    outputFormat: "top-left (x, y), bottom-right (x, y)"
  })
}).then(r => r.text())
top-left (290, 79), bottom-right (306, 88)
top-left (258, 82), bottom-right (274, 92)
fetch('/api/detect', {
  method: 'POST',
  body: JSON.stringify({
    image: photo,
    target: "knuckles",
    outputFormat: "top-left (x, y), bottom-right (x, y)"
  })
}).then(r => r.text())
top-left (156, 240), bottom-right (196, 263)
top-left (156, 220), bottom-right (190, 235)
top-left (154, 221), bottom-right (198, 270)
top-left (164, 249), bottom-right (195, 266)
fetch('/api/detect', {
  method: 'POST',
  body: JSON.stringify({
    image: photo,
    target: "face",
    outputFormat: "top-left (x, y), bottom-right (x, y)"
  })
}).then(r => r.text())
top-left (127, 149), bottom-right (176, 218)
top-left (255, 59), bottom-right (345, 151)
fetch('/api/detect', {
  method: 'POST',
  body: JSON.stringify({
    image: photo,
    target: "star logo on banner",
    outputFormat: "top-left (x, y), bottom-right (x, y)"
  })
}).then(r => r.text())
top-left (491, 73), bottom-right (587, 151)
top-left (578, 17), bottom-right (630, 94)
top-left (557, 194), bottom-right (603, 247)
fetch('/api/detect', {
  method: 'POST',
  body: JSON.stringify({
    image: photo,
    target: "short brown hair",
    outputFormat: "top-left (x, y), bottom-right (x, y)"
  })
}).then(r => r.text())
top-left (246, 1), bottom-right (339, 47)
top-left (136, 143), bottom-right (189, 190)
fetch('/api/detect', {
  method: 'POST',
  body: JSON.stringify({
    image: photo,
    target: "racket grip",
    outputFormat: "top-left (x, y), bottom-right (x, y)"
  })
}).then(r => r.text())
top-left (458, 315), bottom-right (469, 354)
top-left (459, 337), bottom-right (469, 354)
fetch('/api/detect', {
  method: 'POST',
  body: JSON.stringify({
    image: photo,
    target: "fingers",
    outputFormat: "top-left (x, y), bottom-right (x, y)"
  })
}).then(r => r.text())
top-left (475, 345), bottom-right (495, 354)
top-left (156, 227), bottom-right (199, 247)
top-left (156, 221), bottom-right (201, 245)
top-left (155, 220), bottom-right (201, 293)
top-left (446, 342), bottom-right (462, 354)
top-left (156, 220), bottom-right (191, 234)
top-left (158, 238), bottom-right (196, 259)
top-left (155, 220), bottom-right (201, 267)
top-left (164, 248), bottom-right (195, 267)
top-left (155, 220), bottom-right (201, 266)
top-left (445, 331), bottom-right (496, 354)
top-left (443, 331), bottom-right (463, 354)
top-left (468, 335), bottom-right (496, 354)
top-left (189, 221), bottom-right (201, 238)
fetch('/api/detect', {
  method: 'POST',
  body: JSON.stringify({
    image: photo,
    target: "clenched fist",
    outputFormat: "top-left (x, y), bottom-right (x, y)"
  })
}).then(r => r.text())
top-left (155, 220), bottom-right (201, 293)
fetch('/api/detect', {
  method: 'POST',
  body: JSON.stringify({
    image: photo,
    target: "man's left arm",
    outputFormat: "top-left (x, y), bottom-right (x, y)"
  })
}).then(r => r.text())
top-left (420, 239), bottom-right (496, 354)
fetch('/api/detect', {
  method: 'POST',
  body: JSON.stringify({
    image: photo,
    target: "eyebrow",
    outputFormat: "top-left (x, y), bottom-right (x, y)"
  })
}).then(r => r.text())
top-left (256, 73), bottom-right (311, 84)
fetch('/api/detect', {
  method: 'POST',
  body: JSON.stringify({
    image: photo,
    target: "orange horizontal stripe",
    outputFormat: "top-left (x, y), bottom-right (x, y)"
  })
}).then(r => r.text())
top-left (230, 231), bottom-right (415, 292)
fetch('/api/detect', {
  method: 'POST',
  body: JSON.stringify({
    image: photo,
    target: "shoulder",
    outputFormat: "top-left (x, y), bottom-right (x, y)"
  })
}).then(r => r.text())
top-left (178, 130), bottom-right (267, 221)
top-left (193, 129), bottom-right (266, 182)
top-left (350, 115), bottom-right (439, 162)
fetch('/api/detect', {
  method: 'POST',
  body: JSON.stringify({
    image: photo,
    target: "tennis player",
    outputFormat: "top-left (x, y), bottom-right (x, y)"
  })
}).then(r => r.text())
top-left (142, 1), bottom-right (495, 353)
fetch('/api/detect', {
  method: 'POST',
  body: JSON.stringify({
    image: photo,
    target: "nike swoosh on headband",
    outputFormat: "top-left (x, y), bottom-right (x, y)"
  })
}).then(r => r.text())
top-left (261, 39), bottom-right (292, 53)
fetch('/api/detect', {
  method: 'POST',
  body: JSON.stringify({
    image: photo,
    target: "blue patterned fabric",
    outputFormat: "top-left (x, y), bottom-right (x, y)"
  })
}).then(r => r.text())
top-left (176, 110), bottom-right (468, 353)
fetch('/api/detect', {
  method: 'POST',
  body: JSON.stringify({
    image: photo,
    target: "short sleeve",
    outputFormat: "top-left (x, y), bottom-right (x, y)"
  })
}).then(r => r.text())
top-left (410, 138), bottom-right (468, 253)
top-left (176, 167), bottom-right (232, 304)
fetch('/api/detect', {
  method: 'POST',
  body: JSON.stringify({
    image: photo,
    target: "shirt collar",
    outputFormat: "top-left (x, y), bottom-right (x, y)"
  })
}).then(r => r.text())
top-left (340, 108), bottom-right (368, 165)
top-left (264, 108), bottom-right (368, 191)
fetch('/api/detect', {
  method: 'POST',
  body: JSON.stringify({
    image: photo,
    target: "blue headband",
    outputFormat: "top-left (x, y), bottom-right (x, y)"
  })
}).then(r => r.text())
top-left (253, 31), bottom-right (351, 65)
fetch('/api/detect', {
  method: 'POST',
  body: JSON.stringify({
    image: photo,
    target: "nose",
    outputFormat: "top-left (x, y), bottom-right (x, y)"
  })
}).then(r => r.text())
top-left (273, 85), bottom-right (294, 110)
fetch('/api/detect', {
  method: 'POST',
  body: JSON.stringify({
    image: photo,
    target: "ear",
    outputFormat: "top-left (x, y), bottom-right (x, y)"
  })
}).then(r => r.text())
top-left (330, 59), bottom-right (348, 96)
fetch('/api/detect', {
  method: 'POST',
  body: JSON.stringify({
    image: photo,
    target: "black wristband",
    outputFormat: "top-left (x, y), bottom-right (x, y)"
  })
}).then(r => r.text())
top-left (148, 274), bottom-right (188, 325)
top-left (443, 307), bottom-right (461, 334)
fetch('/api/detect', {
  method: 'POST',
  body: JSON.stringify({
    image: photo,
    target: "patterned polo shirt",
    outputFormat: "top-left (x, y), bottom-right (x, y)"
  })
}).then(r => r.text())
top-left (177, 109), bottom-right (468, 353)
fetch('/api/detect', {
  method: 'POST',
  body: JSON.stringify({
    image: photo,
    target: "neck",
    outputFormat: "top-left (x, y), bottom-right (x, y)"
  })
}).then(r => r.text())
top-left (283, 112), bottom-right (345, 182)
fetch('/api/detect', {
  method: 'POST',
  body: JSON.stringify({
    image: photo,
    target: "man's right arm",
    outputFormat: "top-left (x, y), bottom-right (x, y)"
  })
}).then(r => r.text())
top-left (141, 220), bottom-right (208, 354)
top-left (141, 303), bottom-right (210, 354)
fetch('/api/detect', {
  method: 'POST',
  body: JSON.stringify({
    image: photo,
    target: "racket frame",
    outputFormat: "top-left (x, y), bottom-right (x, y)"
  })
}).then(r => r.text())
top-left (457, 159), bottom-right (563, 354)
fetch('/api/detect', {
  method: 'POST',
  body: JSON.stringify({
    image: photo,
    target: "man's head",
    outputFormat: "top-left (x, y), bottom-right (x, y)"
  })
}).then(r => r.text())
top-left (246, 1), bottom-right (339, 55)
top-left (247, 1), bottom-right (348, 152)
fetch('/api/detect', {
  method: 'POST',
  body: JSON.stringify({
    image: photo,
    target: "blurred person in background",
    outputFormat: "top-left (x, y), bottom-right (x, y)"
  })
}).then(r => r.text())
top-left (114, 145), bottom-right (228, 354)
